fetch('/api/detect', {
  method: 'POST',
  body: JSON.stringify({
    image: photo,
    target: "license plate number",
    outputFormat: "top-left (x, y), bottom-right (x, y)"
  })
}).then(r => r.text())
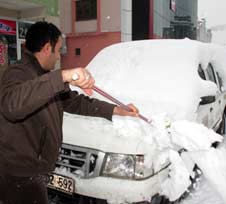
top-left (47, 173), bottom-right (75, 194)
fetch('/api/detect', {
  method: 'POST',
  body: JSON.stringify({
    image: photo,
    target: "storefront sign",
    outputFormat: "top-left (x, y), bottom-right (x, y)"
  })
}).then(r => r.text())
top-left (18, 22), bottom-right (33, 39)
top-left (0, 19), bottom-right (16, 35)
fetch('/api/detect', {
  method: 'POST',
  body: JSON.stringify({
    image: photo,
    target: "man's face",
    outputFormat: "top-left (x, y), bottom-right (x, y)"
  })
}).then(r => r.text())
top-left (46, 37), bottom-right (62, 70)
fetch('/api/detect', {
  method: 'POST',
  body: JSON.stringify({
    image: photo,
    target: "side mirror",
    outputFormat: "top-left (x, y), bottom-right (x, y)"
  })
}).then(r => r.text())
top-left (199, 95), bottom-right (216, 105)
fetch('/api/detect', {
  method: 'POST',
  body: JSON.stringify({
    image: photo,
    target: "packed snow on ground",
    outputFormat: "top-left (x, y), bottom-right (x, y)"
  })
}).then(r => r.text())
top-left (64, 39), bottom-right (226, 203)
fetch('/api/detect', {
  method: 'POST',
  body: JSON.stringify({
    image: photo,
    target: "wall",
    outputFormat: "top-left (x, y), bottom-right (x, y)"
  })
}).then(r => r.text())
top-left (28, 0), bottom-right (59, 16)
top-left (59, 0), bottom-right (72, 34)
top-left (75, 20), bottom-right (97, 33)
top-left (60, 0), bottom-right (121, 68)
top-left (101, 0), bottom-right (120, 32)
top-left (61, 32), bottom-right (120, 68)
top-left (121, 0), bottom-right (132, 41)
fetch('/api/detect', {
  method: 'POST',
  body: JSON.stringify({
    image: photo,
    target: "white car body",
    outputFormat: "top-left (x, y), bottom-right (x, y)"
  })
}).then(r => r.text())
top-left (49, 39), bottom-right (226, 203)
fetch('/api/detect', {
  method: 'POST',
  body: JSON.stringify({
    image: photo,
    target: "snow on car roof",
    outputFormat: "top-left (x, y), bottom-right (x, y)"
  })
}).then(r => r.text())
top-left (87, 38), bottom-right (226, 121)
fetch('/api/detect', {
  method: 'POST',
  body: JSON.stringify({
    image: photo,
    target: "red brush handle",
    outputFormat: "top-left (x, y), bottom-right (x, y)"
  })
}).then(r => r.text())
top-left (93, 85), bottom-right (151, 123)
top-left (71, 73), bottom-right (151, 123)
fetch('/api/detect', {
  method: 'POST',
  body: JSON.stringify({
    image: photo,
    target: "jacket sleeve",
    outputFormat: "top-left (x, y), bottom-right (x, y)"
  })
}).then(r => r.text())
top-left (0, 67), bottom-right (67, 122)
top-left (60, 90), bottom-right (116, 121)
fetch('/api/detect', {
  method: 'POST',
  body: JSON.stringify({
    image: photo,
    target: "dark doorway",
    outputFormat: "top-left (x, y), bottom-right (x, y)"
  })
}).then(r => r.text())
top-left (132, 0), bottom-right (150, 40)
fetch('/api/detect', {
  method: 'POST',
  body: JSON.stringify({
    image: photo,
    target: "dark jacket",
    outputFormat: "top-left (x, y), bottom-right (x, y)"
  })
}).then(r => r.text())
top-left (0, 50), bottom-right (115, 177)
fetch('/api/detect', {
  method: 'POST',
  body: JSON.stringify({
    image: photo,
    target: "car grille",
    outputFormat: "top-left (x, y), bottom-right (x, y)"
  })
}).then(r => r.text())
top-left (55, 143), bottom-right (105, 178)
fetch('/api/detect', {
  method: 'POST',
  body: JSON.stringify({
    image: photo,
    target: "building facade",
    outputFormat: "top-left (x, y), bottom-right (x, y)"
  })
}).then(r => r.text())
top-left (197, 18), bottom-right (212, 43)
top-left (154, 0), bottom-right (197, 39)
top-left (0, 0), bottom-right (198, 74)
top-left (60, 0), bottom-right (198, 68)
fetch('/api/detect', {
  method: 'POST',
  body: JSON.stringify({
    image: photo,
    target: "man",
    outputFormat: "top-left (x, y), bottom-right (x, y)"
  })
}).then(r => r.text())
top-left (0, 21), bottom-right (138, 204)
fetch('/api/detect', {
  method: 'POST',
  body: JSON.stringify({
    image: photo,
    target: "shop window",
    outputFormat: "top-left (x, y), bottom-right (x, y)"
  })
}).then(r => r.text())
top-left (76, 0), bottom-right (97, 21)
top-left (0, 35), bottom-right (8, 67)
top-left (0, 19), bottom-right (17, 66)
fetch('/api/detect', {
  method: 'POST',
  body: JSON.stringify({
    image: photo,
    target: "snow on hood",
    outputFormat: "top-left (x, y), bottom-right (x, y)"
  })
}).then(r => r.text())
top-left (63, 113), bottom-right (152, 154)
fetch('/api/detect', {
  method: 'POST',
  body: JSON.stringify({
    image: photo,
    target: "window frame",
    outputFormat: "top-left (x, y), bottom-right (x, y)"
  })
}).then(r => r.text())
top-left (206, 63), bottom-right (217, 84)
top-left (216, 71), bottom-right (223, 91)
top-left (198, 64), bottom-right (206, 80)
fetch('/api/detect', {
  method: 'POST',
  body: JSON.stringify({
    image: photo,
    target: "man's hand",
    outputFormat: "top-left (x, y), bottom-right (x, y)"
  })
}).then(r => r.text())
top-left (61, 68), bottom-right (95, 95)
top-left (113, 103), bottom-right (139, 117)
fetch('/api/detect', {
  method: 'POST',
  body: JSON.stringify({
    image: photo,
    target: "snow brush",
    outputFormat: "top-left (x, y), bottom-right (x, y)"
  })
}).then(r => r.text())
top-left (72, 73), bottom-right (151, 123)
top-left (92, 85), bottom-right (151, 123)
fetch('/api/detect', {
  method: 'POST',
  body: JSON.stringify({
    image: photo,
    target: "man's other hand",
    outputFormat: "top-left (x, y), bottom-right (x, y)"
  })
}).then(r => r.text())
top-left (113, 103), bottom-right (139, 117)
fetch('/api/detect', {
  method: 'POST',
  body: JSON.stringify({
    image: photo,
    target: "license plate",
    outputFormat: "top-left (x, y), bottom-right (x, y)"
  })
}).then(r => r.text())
top-left (47, 173), bottom-right (75, 194)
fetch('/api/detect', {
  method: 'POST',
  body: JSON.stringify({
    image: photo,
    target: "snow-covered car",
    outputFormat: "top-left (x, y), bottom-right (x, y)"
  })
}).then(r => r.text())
top-left (48, 39), bottom-right (226, 204)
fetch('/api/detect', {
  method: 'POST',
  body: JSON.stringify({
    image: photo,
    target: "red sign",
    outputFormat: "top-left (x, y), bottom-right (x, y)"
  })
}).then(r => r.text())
top-left (0, 19), bottom-right (16, 35)
top-left (170, 0), bottom-right (176, 12)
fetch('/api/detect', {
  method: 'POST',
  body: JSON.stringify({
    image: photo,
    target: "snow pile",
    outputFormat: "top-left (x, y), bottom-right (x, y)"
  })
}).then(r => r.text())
top-left (159, 149), bottom-right (192, 201)
top-left (158, 120), bottom-right (225, 202)
top-left (170, 121), bottom-right (222, 151)
top-left (87, 39), bottom-right (226, 121)
top-left (181, 137), bottom-right (226, 204)
top-left (181, 176), bottom-right (225, 204)
top-left (65, 39), bottom-right (226, 203)
top-left (189, 146), bottom-right (226, 202)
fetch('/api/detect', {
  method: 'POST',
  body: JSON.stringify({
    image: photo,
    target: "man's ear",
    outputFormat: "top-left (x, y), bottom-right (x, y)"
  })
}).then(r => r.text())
top-left (42, 42), bottom-right (52, 55)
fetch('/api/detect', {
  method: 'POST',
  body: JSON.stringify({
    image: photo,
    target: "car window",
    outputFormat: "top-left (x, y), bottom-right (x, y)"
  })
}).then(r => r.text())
top-left (206, 63), bottom-right (217, 84)
top-left (198, 64), bottom-right (206, 80)
top-left (216, 72), bottom-right (223, 91)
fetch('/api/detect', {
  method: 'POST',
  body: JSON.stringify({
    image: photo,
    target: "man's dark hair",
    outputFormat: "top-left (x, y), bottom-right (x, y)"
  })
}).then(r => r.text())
top-left (25, 21), bottom-right (61, 53)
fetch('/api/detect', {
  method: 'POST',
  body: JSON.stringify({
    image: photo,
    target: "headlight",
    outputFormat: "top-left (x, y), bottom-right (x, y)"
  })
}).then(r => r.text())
top-left (101, 153), bottom-right (154, 180)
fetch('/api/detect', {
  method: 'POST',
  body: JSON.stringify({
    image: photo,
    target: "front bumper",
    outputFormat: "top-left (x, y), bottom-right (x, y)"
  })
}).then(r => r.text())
top-left (51, 166), bottom-right (169, 204)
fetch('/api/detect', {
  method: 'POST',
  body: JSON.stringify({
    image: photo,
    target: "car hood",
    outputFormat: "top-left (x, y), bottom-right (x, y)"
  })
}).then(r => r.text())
top-left (62, 112), bottom-right (165, 155)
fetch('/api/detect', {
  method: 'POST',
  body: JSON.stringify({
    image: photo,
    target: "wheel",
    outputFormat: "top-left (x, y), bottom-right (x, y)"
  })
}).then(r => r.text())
top-left (217, 112), bottom-right (226, 135)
